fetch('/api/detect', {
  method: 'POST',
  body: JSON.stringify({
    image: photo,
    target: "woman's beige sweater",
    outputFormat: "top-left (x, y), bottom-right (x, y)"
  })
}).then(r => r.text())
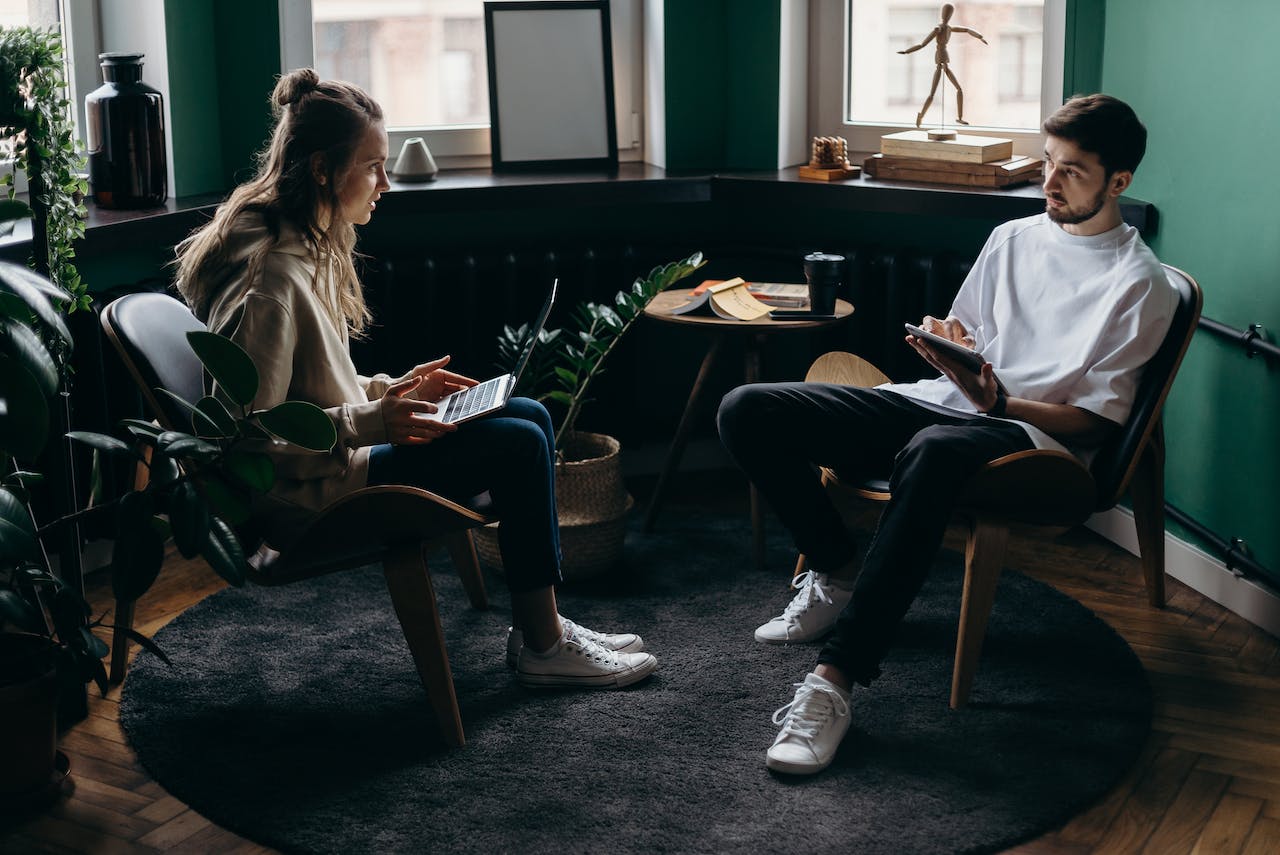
top-left (193, 216), bottom-right (394, 546)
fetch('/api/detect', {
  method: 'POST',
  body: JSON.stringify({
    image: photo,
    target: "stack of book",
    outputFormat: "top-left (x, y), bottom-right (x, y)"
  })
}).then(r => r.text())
top-left (863, 130), bottom-right (1042, 189)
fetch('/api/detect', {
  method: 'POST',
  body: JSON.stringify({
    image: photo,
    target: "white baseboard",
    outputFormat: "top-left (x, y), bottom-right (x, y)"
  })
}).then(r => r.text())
top-left (1087, 507), bottom-right (1280, 637)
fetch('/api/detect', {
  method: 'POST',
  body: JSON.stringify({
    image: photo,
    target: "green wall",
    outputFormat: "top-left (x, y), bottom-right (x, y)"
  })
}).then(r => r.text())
top-left (1101, 1), bottom-right (1280, 580)
top-left (162, 0), bottom-right (279, 196)
top-left (663, 0), bottom-right (780, 171)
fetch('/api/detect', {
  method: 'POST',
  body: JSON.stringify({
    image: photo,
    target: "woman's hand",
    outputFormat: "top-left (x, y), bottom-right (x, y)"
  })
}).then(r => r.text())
top-left (394, 355), bottom-right (479, 403)
top-left (919, 314), bottom-right (976, 348)
top-left (381, 376), bottom-right (457, 445)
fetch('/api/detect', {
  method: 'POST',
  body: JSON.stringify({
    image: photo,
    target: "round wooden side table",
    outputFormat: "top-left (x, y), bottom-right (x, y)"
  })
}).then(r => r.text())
top-left (642, 288), bottom-right (854, 568)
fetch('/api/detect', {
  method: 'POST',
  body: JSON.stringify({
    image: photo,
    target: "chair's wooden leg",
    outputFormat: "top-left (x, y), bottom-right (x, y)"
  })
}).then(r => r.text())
top-left (446, 530), bottom-right (488, 610)
top-left (109, 598), bottom-right (135, 685)
top-left (1130, 431), bottom-right (1167, 609)
top-left (951, 517), bottom-right (1009, 709)
top-left (793, 553), bottom-right (808, 579)
top-left (383, 543), bottom-right (465, 748)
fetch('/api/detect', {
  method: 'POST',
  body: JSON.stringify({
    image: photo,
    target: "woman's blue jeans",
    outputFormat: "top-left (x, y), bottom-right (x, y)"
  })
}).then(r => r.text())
top-left (367, 397), bottom-right (562, 593)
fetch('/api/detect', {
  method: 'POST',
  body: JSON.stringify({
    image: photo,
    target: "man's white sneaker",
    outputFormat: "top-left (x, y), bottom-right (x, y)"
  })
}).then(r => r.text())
top-left (517, 625), bottom-right (658, 689)
top-left (505, 617), bottom-right (644, 668)
top-left (765, 673), bottom-right (852, 775)
top-left (754, 570), bottom-right (852, 644)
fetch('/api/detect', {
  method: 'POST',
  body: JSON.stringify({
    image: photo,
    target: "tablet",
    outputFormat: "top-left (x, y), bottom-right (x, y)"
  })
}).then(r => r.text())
top-left (904, 322), bottom-right (1008, 394)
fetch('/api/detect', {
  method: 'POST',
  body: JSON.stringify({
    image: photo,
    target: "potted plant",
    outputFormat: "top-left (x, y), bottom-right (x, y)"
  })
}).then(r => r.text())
top-left (0, 259), bottom-right (95, 802)
top-left (478, 252), bottom-right (706, 578)
top-left (0, 259), bottom-right (336, 804)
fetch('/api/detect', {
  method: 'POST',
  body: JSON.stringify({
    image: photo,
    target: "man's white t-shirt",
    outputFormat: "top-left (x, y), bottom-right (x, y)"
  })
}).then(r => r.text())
top-left (879, 213), bottom-right (1179, 460)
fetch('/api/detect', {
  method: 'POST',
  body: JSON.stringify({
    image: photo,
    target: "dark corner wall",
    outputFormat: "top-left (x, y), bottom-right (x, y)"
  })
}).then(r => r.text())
top-left (1100, 1), bottom-right (1280, 579)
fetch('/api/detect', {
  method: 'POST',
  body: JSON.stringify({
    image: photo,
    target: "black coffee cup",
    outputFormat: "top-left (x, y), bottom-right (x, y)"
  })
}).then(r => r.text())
top-left (803, 252), bottom-right (845, 314)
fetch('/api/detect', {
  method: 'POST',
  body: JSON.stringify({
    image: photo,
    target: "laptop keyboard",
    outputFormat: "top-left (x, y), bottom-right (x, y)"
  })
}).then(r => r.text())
top-left (443, 377), bottom-right (502, 422)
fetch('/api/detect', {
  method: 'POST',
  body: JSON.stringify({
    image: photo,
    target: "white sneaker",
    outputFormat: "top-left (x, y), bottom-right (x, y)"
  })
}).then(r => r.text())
top-left (517, 625), bottom-right (658, 689)
top-left (506, 616), bottom-right (645, 668)
top-left (754, 570), bottom-right (853, 644)
top-left (765, 673), bottom-right (853, 775)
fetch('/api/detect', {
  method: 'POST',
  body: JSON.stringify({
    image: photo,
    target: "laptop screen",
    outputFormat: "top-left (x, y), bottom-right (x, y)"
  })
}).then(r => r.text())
top-left (510, 278), bottom-right (558, 385)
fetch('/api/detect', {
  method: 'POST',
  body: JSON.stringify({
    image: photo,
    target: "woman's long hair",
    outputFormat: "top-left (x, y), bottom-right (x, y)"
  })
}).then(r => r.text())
top-left (175, 68), bottom-right (381, 336)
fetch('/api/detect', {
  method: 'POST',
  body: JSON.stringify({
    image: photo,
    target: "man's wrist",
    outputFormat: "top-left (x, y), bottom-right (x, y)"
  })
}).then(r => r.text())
top-left (985, 388), bottom-right (1008, 417)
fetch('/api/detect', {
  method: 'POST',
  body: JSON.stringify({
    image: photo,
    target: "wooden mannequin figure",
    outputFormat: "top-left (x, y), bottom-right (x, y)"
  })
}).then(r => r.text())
top-left (898, 3), bottom-right (988, 130)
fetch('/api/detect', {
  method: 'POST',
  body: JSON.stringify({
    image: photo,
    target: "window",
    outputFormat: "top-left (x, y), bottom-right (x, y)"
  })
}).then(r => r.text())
top-left (284, 0), bottom-right (643, 166)
top-left (2, 0), bottom-right (83, 195)
top-left (811, 0), bottom-right (1065, 157)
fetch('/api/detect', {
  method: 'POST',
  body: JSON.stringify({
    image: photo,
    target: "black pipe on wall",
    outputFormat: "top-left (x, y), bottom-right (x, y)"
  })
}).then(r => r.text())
top-left (1197, 317), bottom-right (1280, 364)
top-left (1166, 502), bottom-right (1276, 590)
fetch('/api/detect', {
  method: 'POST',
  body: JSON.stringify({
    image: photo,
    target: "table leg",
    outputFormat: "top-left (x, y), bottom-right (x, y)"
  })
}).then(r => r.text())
top-left (745, 334), bottom-right (766, 569)
top-left (643, 334), bottom-right (726, 532)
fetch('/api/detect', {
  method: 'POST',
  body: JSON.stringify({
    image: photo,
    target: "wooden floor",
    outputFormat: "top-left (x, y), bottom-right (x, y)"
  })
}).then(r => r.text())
top-left (4, 483), bottom-right (1280, 854)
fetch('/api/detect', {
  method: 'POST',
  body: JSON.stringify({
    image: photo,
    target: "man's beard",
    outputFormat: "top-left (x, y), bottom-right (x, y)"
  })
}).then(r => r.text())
top-left (1047, 186), bottom-right (1108, 225)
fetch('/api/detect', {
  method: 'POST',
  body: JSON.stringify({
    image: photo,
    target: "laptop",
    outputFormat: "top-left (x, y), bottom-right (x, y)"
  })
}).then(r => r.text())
top-left (429, 279), bottom-right (558, 425)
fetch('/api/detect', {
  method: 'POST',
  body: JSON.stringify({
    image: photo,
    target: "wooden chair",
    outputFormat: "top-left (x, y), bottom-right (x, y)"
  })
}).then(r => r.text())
top-left (798, 264), bottom-right (1203, 708)
top-left (100, 292), bottom-right (495, 747)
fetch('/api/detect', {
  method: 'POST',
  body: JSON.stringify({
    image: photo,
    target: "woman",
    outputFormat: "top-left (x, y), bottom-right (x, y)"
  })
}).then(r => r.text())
top-left (175, 68), bottom-right (656, 688)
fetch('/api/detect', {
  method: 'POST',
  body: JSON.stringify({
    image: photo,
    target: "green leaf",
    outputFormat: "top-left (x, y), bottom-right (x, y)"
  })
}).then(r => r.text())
top-left (65, 430), bottom-right (140, 459)
top-left (148, 451), bottom-right (180, 487)
top-left (226, 448), bottom-right (275, 492)
top-left (0, 589), bottom-right (47, 635)
top-left (186, 331), bottom-right (258, 406)
top-left (0, 353), bottom-right (50, 460)
top-left (3, 470), bottom-right (42, 489)
top-left (257, 401), bottom-right (336, 452)
top-left (201, 516), bottom-right (247, 586)
top-left (110, 492), bottom-right (165, 603)
top-left (200, 472), bottom-right (252, 525)
top-left (154, 387), bottom-right (200, 421)
top-left (169, 479), bottom-right (210, 559)
top-left (0, 316), bottom-right (57, 397)
top-left (0, 197), bottom-right (32, 223)
top-left (195, 395), bottom-right (237, 438)
top-left (119, 419), bottom-right (164, 440)
top-left (156, 431), bottom-right (222, 462)
top-left (78, 625), bottom-right (110, 659)
top-left (0, 261), bottom-right (73, 345)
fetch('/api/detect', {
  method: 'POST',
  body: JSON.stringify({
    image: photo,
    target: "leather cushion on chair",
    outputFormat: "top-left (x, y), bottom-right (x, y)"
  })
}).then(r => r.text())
top-left (104, 292), bottom-right (207, 428)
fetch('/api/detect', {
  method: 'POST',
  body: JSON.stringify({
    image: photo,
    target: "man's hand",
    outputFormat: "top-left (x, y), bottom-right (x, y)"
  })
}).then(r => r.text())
top-left (919, 314), bottom-right (975, 348)
top-left (394, 355), bottom-right (478, 403)
top-left (381, 376), bottom-right (457, 445)
top-left (906, 315), bottom-right (999, 412)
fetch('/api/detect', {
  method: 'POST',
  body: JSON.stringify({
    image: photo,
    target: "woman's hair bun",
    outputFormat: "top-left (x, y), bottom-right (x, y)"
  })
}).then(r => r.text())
top-left (273, 68), bottom-right (321, 108)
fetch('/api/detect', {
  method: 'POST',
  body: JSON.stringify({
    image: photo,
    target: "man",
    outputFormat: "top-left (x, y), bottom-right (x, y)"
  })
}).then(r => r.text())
top-left (717, 94), bottom-right (1177, 776)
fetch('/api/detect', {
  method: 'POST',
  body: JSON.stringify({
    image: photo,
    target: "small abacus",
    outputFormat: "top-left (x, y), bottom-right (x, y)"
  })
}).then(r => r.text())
top-left (799, 135), bottom-right (862, 181)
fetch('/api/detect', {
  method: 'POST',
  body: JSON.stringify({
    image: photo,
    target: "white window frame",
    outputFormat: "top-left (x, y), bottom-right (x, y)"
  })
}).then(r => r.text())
top-left (809, 0), bottom-right (1066, 158)
top-left (280, 0), bottom-right (644, 170)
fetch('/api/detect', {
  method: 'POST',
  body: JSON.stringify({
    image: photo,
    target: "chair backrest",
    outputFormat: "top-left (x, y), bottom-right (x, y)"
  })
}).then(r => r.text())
top-left (101, 292), bottom-right (208, 432)
top-left (1089, 264), bottom-right (1203, 509)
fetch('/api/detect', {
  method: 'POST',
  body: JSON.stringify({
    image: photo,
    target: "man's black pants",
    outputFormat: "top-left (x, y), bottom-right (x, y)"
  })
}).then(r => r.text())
top-left (716, 383), bottom-right (1034, 686)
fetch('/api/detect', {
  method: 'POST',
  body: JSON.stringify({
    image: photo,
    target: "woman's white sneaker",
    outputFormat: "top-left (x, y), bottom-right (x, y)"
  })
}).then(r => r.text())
top-left (765, 673), bottom-right (852, 775)
top-left (506, 616), bottom-right (644, 668)
top-left (517, 625), bottom-right (658, 688)
top-left (754, 570), bottom-right (853, 644)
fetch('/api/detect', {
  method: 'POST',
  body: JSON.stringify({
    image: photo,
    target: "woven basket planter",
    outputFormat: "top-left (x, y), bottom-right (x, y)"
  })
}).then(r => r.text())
top-left (475, 431), bottom-right (632, 580)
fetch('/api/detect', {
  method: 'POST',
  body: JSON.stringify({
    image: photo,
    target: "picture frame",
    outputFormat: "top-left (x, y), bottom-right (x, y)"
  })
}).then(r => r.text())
top-left (484, 0), bottom-right (618, 172)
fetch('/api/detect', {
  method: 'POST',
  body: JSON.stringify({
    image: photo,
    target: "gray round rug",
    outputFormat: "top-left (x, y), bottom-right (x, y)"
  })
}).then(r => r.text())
top-left (120, 514), bottom-right (1150, 854)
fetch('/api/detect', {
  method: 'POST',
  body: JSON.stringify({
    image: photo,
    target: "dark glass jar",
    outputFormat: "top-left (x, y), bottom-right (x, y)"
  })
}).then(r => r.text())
top-left (85, 52), bottom-right (167, 209)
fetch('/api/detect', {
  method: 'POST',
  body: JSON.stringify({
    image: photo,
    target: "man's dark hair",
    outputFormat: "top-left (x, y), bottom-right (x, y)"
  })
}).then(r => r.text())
top-left (1043, 94), bottom-right (1147, 176)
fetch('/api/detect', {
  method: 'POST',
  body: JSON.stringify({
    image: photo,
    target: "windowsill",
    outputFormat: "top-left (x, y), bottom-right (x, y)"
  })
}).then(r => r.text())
top-left (0, 162), bottom-right (1156, 261)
